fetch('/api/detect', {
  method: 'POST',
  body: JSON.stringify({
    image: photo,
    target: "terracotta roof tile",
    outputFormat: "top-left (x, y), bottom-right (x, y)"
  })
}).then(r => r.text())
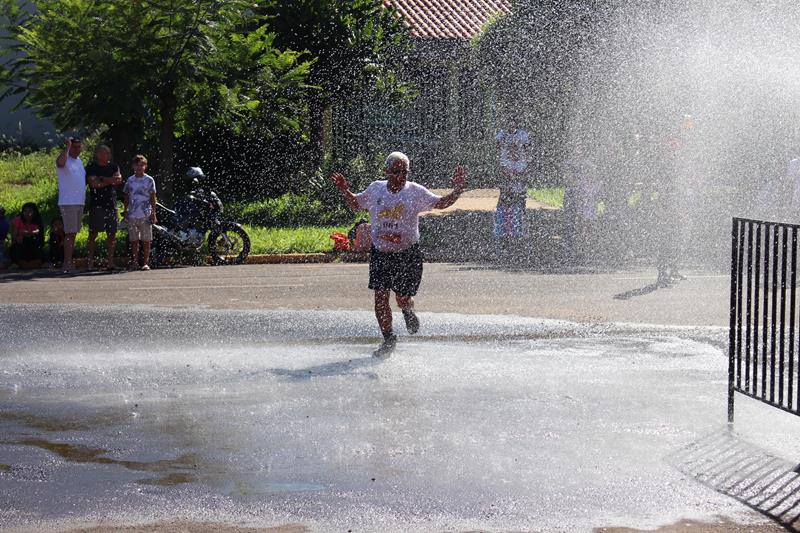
top-left (385, 0), bottom-right (511, 40)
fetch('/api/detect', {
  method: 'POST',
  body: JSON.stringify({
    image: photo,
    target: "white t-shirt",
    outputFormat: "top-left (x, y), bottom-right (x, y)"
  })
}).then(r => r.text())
top-left (496, 128), bottom-right (530, 173)
top-left (355, 180), bottom-right (441, 253)
top-left (56, 156), bottom-right (86, 206)
top-left (123, 174), bottom-right (157, 218)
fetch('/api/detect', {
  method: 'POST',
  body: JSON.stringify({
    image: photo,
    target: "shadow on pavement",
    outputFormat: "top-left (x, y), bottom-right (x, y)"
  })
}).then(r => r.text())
top-left (613, 282), bottom-right (661, 301)
top-left (0, 268), bottom-right (122, 282)
top-left (668, 429), bottom-right (800, 532)
top-left (269, 356), bottom-right (381, 381)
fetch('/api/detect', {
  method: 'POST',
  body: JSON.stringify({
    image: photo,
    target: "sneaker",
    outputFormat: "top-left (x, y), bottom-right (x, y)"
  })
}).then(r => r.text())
top-left (656, 269), bottom-right (672, 288)
top-left (402, 308), bottom-right (420, 334)
top-left (141, 264), bottom-right (151, 271)
top-left (373, 332), bottom-right (397, 358)
top-left (670, 270), bottom-right (687, 282)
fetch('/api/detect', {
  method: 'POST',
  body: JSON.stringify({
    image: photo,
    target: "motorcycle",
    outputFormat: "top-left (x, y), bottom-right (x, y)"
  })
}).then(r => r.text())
top-left (148, 180), bottom-right (251, 267)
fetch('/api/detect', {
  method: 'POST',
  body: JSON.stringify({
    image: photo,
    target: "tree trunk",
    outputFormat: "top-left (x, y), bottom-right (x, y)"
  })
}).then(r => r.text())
top-left (309, 97), bottom-right (331, 174)
top-left (158, 90), bottom-right (178, 206)
top-left (108, 122), bottom-right (139, 177)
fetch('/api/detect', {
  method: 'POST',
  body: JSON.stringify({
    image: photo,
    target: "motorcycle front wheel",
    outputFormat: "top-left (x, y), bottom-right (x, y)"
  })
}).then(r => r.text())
top-left (208, 224), bottom-right (251, 265)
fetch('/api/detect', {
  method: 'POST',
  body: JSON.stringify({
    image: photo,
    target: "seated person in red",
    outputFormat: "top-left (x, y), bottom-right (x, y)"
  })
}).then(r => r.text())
top-left (10, 202), bottom-right (45, 268)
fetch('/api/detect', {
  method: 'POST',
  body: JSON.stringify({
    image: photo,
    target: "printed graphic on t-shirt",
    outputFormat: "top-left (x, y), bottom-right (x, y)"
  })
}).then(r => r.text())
top-left (377, 203), bottom-right (405, 243)
top-left (355, 180), bottom-right (441, 252)
top-left (497, 129), bottom-right (530, 173)
top-left (124, 175), bottom-right (157, 219)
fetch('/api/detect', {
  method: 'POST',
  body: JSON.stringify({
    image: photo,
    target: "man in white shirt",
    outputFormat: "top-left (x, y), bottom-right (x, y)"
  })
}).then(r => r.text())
top-left (55, 137), bottom-right (86, 273)
top-left (332, 151), bottom-right (466, 357)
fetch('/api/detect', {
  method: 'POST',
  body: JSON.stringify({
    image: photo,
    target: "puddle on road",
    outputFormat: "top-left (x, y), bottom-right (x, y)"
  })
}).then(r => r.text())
top-left (0, 408), bottom-right (131, 432)
top-left (9, 438), bottom-right (201, 486)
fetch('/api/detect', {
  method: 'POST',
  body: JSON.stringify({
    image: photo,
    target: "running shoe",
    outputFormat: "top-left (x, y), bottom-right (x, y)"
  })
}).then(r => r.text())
top-left (656, 269), bottom-right (672, 288)
top-left (670, 270), bottom-right (687, 281)
top-left (373, 332), bottom-right (397, 358)
top-left (402, 308), bottom-right (420, 334)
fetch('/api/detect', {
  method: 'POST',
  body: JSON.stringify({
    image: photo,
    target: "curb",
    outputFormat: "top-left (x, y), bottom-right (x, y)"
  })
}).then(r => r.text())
top-left (69, 251), bottom-right (368, 269)
top-left (243, 252), bottom-right (369, 264)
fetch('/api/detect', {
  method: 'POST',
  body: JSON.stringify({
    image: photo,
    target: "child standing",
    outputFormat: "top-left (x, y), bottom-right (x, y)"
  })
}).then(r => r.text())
top-left (48, 216), bottom-right (65, 267)
top-left (123, 155), bottom-right (158, 270)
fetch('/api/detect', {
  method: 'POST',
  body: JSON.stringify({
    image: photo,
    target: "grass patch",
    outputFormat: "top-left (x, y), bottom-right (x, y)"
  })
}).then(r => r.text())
top-left (528, 187), bottom-right (564, 209)
top-left (0, 148), bottom-right (60, 219)
top-left (245, 225), bottom-right (352, 254)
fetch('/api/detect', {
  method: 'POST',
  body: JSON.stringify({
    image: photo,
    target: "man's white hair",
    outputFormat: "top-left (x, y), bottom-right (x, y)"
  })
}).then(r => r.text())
top-left (385, 151), bottom-right (410, 172)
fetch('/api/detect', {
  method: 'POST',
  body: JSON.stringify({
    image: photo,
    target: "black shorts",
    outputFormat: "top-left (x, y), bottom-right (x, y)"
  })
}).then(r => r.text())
top-left (88, 205), bottom-right (118, 234)
top-left (368, 244), bottom-right (424, 296)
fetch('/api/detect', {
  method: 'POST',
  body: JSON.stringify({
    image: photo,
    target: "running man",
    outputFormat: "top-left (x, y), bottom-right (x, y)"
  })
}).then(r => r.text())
top-left (332, 151), bottom-right (466, 357)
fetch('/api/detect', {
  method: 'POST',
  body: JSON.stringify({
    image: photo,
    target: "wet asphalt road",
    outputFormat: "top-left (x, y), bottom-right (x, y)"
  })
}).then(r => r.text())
top-left (3, 264), bottom-right (796, 532)
top-left (0, 262), bottom-right (730, 327)
top-left (3, 306), bottom-right (793, 533)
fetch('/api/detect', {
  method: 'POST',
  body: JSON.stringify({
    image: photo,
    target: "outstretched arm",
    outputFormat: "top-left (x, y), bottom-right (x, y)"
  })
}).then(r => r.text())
top-left (56, 138), bottom-right (71, 168)
top-left (434, 165), bottom-right (466, 210)
top-left (332, 172), bottom-right (361, 210)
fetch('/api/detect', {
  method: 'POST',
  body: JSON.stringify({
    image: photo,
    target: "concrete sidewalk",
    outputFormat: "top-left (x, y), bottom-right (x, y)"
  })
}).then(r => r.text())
top-left (0, 262), bottom-right (730, 327)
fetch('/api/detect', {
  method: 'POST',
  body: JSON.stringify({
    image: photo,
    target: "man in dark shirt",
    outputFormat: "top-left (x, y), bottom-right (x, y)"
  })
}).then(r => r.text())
top-left (85, 145), bottom-right (122, 269)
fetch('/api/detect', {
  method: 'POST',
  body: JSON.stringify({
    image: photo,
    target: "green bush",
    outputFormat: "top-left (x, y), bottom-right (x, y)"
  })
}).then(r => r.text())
top-left (0, 148), bottom-right (60, 221)
top-left (228, 192), bottom-right (363, 228)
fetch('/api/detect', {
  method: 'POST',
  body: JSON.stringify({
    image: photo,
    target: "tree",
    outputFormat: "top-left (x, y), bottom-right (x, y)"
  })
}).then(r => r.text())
top-left (469, 1), bottom-right (605, 185)
top-left (256, 0), bottom-right (414, 172)
top-left (0, 0), bottom-right (311, 202)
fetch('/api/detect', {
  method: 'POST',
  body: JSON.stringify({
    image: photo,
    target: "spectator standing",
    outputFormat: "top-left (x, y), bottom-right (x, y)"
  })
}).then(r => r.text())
top-left (0, 207), bottom-right (8, 268)
top-left (123, 155), bottom-right (158, 270)
top-left (562, 149), bottom-right (602, 265)
top-left (495, 117), bottom-right (531, 263)
top-left (85, 145), bottom-right (122, 269)
top-left (10, 202), bottom-right (44, 268)
top-left (332, 151), bottom-right (466, 357)
top-left (655, 114), bottom-right (698, 287)
top-left (55, 137), bottom-right (86, 273)
top-left (48, 216), bottom-right (65, 267)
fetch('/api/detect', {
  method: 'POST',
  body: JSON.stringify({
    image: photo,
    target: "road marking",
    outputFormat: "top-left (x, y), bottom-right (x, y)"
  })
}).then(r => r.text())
top-left (129, 284), bottom-right (303, 290)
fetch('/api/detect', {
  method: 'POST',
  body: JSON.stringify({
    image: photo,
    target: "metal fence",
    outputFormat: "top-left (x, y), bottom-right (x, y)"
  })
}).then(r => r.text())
top-left (728, 217), bottom-right (800, 423)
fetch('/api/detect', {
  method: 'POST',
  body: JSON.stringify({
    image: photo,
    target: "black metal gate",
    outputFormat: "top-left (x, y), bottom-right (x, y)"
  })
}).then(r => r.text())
top-left (728, 217), bottom-right (800, 423)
